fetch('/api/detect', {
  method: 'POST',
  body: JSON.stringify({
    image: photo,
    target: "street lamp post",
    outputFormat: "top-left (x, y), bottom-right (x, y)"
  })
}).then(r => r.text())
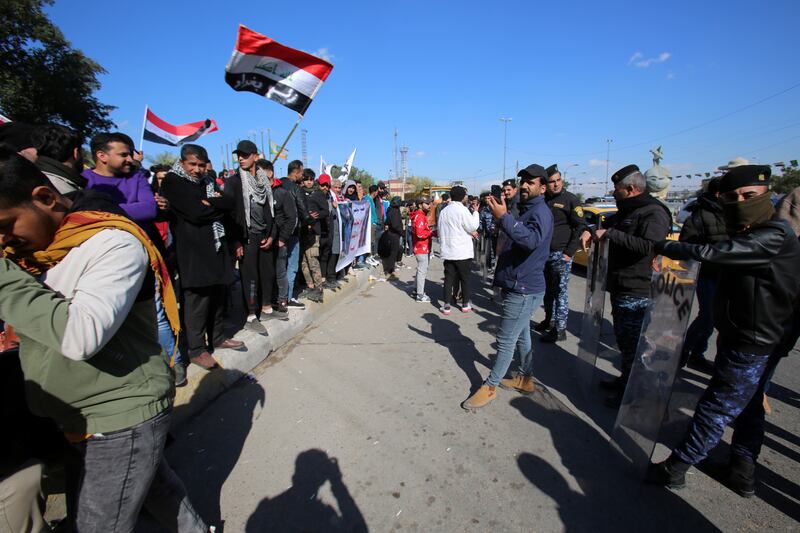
top-left (604, 139), bottom-right (613, 195)
top-left (563, 163), bottom-right (579, 184)
top-left (500, 117), bottom-right (512, 180)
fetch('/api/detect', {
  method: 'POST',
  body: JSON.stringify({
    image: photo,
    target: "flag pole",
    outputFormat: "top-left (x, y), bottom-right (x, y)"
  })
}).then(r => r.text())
top-left (260, 131), bottom-right (265, 158)
top-left (271, 114), bottom-right (303, 164)
top-left (138, 105), bottom-right (148, 152)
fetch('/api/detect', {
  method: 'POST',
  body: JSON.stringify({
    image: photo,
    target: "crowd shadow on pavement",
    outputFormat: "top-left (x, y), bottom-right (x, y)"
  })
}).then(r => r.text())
top-left (161, 369), bottom-right (265, 533)
top-left (245, 449), bottom-right (368, 532)
top-left (408, 312), bottom-right (493, 394)
top-left (509, 391), bottom-right (721, 533)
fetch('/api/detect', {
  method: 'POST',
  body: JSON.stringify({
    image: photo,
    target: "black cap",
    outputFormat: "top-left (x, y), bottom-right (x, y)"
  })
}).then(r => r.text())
top-left (718, 165), bottom-right (771, 194)
top-left (611, 164), bottom-right (640, 184)
top-left (517, 164), bottom-right (547, 183)
top-left (546, 164), bottom-right (559, 178)
top-left (233, 140), bottom-right (258, 155)
top-left (502, 178), bottom-right (517, 188)
top-left (0, 122), bottom-right (36, 151)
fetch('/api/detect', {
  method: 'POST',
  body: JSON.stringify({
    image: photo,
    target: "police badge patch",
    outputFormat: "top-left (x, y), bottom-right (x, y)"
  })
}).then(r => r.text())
top-left (575, 206), bottom-right (584, 218)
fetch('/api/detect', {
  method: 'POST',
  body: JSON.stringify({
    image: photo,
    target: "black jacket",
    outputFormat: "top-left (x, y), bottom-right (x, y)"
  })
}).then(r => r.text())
top-left (659, 219), bottom-right (800, 354)
top-left (545, 190), bottom-right (585, 256)
top-left (603, 194), bottom-right (672, 297)
top-left (160, 172), bottom-right (234, 288)
top-left (223, 171), bottom-right (274, 243)
top-left (304, 188), bottom-right (330, 236)
top-left (679, 193), bottom-right (728, 279)
top-left (272, 182), bottom-right (298, 244)
top-left (281, 178), bottom-right (311, 236)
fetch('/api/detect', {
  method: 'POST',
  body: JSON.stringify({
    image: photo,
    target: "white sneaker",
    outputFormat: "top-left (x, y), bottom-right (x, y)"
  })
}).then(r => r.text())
top-left (461, 303), bottom-right (473, 313)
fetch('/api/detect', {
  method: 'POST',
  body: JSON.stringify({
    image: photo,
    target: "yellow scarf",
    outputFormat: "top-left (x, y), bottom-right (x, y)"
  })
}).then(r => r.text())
top-left (5, 210), bottom-right (181, 365)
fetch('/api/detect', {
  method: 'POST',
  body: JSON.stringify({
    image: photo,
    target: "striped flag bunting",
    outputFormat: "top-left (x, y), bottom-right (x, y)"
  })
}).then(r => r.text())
top-left (225, 25), bottom-right (333, 115)
top-left (143, 108), bottom-right (218, 146)
top-left (0, 113), bottom-right (11, 124)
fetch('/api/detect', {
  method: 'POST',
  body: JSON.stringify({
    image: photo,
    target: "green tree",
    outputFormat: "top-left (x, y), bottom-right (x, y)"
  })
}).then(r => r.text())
top-left (407, 175), bottom-right (436, 198)
top-left (146, 151), bottom-right (178, 168)
top-left (0, 0), bottom-right (114, 138)
top-left (771, 167), bottom-right (800, 195)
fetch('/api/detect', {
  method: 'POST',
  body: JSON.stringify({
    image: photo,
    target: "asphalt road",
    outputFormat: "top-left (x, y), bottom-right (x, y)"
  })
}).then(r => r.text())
top-left (164, 256), bottom-right (800, 532)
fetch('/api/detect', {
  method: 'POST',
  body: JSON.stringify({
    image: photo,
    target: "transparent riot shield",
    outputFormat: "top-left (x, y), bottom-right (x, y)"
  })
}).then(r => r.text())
top-left (575, 239), bottom-right (610, 393)
top-left (611, 256), bottom-right (700, 474)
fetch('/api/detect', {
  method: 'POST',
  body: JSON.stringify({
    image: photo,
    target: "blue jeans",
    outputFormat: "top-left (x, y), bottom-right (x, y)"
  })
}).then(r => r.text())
top-left (285, 235), bottom-right (301, 299)
top-left (682, 275), bottom-right (716, 361)
top-left (486, 291), bottom-right (545, 386)
top-left (155, 294), bottom-right (182, 365)
top-left (672, 341), bottom-right (778, 464)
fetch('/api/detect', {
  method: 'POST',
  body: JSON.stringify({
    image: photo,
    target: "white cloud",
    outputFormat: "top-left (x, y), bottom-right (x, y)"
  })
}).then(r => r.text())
top-left (666, 71), bottom-right (676, 80)
top-left (628, 51), bottom-right (671, 68)
top-left (312, 47), bottom-right (334, 62)
top-left (117, 119), bottom-right (129, 128)
top-left (588, 158), bottom-right (607, 167)
top-left (415, 151), bottom-right (426, 158)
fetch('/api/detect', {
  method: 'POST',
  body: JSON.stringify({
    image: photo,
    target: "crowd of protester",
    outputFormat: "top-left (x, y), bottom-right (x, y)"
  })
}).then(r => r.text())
top-left (1, 118), bottom-right (799, 530)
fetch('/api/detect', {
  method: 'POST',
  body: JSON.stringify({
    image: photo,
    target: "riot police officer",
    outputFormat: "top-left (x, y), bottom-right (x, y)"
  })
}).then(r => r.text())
top-left (535, 164), bottom-right (585, 343)
top-left (648, 165), bottom-right (800, 497)
top-left (579, 164), bottom-right (671, 407)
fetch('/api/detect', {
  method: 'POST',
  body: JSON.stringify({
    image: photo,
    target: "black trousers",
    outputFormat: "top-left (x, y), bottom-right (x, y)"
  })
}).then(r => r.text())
top-left (182, 285), bottom-right (227, 358)
top-left (241, 233), bottom-right (276, 315)
top-left (319, 235), bottom-right (333, 280)
top-left (443, 259), bottom-right (471, 306)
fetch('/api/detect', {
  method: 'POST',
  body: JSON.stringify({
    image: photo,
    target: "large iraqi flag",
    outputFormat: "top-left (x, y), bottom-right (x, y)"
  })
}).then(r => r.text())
top-left (143, 107), bottom-right (219, 146)
top-left (225, 25), bottom-right (334, 115)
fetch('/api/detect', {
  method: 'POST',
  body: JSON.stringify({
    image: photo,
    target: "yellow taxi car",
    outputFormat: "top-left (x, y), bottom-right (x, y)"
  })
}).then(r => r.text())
top-left (572, 204), bottom-right (680, 268)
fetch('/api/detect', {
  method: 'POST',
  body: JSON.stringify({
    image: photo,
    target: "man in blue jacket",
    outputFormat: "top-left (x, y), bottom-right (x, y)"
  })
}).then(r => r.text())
top-left (462, 164), bottom-right (553, 410)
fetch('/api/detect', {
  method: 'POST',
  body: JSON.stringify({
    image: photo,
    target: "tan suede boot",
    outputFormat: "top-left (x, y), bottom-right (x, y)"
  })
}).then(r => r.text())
top-left (461, 385), bottom-right (497, 410)
top-left (499, 374), bottom-right (535, 394)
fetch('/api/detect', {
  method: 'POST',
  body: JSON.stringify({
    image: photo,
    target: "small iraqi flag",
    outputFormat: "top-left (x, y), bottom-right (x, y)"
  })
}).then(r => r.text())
top-left (225, 25), bottom-right (333, 115)
top-left (143, 107), bottom-right (218, 146)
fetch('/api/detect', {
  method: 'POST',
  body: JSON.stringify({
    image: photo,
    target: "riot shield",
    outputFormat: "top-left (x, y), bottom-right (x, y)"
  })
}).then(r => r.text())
top-left (611, 257), bottom-right (700, 475)
top-left (574, 239), bottom-right (610, 393)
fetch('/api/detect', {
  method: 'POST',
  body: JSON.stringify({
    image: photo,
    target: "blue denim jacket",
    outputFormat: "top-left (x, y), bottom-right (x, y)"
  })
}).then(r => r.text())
top-left (493, 195), bottom-right (553, 294)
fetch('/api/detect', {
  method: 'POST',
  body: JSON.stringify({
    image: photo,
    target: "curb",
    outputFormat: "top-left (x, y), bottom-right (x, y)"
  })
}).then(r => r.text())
top-left (171, 265), bottom-right (378, 428)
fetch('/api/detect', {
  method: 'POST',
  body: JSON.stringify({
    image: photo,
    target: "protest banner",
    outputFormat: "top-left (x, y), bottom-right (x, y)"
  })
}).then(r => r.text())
top-left (335, 199), bottom-right (372, 271)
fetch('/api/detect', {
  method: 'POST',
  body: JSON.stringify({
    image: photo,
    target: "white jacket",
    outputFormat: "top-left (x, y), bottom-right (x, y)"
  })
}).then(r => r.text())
top-left (438, 201), bottom-right (479, 260)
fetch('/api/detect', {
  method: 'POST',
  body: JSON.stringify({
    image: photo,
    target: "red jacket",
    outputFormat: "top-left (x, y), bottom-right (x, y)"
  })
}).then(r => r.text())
top-left (411, 209), bottom-right (433, 255)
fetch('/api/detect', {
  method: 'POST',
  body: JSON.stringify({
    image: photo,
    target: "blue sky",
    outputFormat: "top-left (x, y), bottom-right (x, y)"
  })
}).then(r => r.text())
top-left (48, 0), bottom-right (800, 195)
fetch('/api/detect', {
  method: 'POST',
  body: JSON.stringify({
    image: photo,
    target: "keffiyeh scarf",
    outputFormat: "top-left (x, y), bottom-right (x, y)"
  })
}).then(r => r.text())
top-left (171, 160), bottom-right (225, 251)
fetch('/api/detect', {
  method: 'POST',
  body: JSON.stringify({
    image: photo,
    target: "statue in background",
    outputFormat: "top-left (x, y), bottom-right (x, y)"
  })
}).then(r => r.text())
top-left (645, 146), bottom-right (672, 201)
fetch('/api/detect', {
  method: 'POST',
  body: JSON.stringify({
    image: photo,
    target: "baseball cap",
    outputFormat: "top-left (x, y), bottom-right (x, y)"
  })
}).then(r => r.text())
top-left (233, 140), bottom-right (258, 155)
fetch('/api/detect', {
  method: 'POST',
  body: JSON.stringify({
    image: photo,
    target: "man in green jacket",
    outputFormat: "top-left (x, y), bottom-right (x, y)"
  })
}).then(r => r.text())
top-left (0, 148), bottom-right (207, 532)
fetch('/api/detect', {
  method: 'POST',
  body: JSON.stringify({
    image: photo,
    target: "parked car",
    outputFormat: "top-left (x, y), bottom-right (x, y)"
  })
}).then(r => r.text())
top-left (572, 205), bottom-right (680, 268)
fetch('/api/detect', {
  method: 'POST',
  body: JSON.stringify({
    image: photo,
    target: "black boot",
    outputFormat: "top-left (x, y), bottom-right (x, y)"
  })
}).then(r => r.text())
top-left (727, 455), bottom-right (756, 498)
top-left (541, 328), bottom-right (566, 343)
top-left (646, 455), bottom-right (691, 489)
top-left (533, 319), bottom-right (551, 332)
top-left (599, 375), bottom-right (626, 391)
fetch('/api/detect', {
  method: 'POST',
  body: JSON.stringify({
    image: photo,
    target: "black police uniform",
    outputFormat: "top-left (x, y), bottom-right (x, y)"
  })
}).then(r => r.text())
top-left (540, 188), bottom-right (584, 336)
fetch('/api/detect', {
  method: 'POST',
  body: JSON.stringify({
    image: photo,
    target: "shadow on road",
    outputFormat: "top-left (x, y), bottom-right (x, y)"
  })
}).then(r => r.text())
top-left (165, 369), bottom-right (265, 532)
top-left (510, 391), bottom-right (721, 532)
top-left (408, 312), bottom-right (492, 394)
top-left (245, 449), bottom-right (368, 532)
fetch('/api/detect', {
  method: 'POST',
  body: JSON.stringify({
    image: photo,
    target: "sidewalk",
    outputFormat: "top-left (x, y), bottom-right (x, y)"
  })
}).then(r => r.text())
top-left (172, 264), bottom-right (381, 427)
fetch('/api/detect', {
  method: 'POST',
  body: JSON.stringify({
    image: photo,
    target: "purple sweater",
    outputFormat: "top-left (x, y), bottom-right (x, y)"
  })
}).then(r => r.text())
top-left (83, 169), bottom-right (157, 223)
